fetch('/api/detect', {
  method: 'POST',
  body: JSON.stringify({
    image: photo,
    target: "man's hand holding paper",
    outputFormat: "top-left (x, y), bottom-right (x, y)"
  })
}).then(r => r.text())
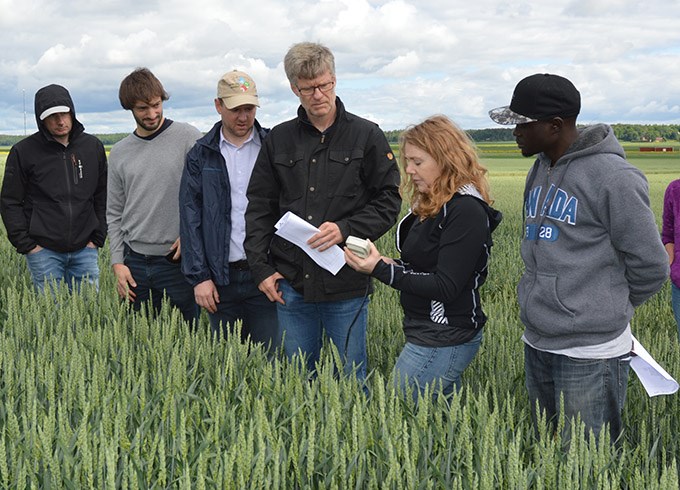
top-left (274, 212), bottom-right (345, 275)
top-left (307, 222), bottom-right (343, 252)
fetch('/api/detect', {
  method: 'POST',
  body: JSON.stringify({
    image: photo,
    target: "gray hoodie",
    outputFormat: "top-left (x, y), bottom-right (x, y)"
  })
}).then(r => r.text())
top-left (519, 123), bottom-right (668, 350)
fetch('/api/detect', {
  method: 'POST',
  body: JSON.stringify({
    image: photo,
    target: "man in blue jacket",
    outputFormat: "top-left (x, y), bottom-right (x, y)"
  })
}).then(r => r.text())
top-left (179, 70), bottom-right (278, 347)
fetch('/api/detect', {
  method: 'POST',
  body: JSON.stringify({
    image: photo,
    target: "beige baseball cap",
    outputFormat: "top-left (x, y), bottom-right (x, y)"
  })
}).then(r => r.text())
top-left (217, 70), bottom-right (259, 109)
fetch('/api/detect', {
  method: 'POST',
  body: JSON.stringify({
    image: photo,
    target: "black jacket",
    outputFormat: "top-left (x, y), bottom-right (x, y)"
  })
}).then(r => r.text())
top-left (0, 84), bottom-right (107, 254)
top-left (245, 97), bottom-right (402, 302)
top-left (179, 119), bottom-right (268, 287)
top-left (372, 191), bottom-right (502, 346)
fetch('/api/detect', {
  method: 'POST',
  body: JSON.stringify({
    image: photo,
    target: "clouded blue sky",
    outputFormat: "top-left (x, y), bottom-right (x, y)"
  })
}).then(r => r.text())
top-left (1, 0), bottom-right (679, 135)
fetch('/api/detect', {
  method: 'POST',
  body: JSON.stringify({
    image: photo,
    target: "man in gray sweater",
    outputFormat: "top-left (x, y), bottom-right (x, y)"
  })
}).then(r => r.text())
top-left (489, 73), bottom-right (668, 445)
top-left (107, 67), bottom-right (202, 323)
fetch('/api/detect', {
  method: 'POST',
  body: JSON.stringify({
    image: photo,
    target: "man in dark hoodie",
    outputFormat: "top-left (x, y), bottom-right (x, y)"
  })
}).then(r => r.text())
top-left (0, 84), bottom-right (107, 293)
top-left (489, 74), bottom-right (668, 444)
top-left (179, 70), bottom-right (278, 346)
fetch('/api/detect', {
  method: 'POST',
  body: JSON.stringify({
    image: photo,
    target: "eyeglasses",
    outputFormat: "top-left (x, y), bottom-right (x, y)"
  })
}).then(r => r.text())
top-left (296, 80), bottom-right (335, 96)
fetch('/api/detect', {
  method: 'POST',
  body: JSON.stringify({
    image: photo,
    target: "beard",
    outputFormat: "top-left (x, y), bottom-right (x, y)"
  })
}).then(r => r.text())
top-left (133, 111), bottom-right (163, 133)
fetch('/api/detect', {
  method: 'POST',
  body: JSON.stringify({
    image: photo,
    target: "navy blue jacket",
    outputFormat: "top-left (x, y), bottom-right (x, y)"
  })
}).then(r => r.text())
top-left (179, 119), bottom-right (268, 287)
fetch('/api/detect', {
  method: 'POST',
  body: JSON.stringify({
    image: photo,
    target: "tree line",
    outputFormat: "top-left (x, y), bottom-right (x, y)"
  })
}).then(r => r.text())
top-left (387, 124), bottom-right (680, 144)
top-left (2, 125), bottom-right (680, 147)
top-left (0, 133), bottom-right (129, 147)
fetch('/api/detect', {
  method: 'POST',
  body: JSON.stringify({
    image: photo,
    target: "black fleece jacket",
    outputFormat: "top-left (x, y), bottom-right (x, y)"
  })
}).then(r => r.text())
top-left (372, 192), bottom-right (502, 346)
top-left (0, 84), bottom-right (107, 254)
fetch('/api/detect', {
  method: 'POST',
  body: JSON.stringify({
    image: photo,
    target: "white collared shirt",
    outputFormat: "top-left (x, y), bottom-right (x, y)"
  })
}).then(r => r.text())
top-left (219, 128), bottom-right (261, 262)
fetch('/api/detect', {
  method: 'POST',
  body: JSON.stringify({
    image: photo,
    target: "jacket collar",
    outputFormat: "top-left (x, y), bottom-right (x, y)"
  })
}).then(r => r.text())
top-left (297, 96), bottom-right (349, 133)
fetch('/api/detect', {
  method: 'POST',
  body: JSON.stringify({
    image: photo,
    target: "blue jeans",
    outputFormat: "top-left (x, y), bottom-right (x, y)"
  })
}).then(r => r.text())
top-left (25, 246), bottom-right (99, 293)
top-left (124, 246), bottom-right (199, 325)
top-left (393, 329), bottom-right (483, 401)
top-left (672, 283), bottom-right (680, 342)
top-left (210, 266), bottom-right (279, 349)
top-left (524, 343), bottom-right (630, 444)
top-left (277, 279), bottom-right (368, 380)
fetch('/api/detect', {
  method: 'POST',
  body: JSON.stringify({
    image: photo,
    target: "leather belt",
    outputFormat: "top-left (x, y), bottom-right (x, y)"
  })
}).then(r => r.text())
top-left (229, 259), bottom-right (249, 271)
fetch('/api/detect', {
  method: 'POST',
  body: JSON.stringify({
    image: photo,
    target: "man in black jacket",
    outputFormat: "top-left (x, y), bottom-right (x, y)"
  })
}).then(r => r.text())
top-left (245, 43), bottom-right (401, 379)
top-left (180, 70), bottom-right (277, 346)
top-left (0, 84), bottom-right (107, 293)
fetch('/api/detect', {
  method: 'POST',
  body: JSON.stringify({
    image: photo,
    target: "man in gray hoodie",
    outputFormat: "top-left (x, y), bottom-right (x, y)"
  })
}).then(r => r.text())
top-left (489, 74), bottom-right (668, 444)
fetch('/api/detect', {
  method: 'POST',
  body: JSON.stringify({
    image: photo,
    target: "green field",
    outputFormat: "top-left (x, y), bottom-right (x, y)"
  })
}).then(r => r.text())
top-left (0, 150), bottom-right (679, 487)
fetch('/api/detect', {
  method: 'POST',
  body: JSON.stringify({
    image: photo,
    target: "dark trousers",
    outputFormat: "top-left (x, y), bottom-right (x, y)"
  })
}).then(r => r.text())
top-left (209, 263), bottom-right (279, 349)
top-left (124, 245), bottom-right (199, 325)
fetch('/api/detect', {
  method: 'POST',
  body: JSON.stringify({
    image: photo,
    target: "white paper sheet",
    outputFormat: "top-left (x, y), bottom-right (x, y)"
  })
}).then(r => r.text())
top-left (274, 211), bottom-right (345, 275)
top-left (630, 335), bottom-right (679, 397)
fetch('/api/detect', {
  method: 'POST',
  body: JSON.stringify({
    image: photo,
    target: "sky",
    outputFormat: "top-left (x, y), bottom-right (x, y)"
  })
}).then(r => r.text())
top-left (1, 0), bottom-right (680, 135)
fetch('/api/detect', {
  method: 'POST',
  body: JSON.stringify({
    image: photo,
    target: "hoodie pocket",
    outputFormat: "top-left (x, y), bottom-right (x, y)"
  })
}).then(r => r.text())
top-left (519, 272), bottom-right (575, 334)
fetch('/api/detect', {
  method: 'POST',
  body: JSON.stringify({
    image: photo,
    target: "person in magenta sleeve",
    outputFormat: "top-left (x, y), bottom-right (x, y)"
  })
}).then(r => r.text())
top-left (662, 179), bottom-right (680, 341)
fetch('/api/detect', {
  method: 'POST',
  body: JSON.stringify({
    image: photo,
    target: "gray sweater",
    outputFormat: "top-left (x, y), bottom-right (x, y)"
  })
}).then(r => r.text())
top-left (107, 121), bottom-right (202, 264)
top-left (519, 124), bottom-right (668, 350)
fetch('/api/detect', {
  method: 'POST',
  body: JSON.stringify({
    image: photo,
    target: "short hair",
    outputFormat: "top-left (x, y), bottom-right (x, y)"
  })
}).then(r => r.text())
top-left (283, 42), bottom-right (335, 84)
top-left (118, 67), bottom-right (169, 110)
top-left (399, 115), bottom-right (492, 218)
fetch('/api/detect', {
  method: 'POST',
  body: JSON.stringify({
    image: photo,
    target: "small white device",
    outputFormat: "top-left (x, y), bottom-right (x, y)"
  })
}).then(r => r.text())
top-left (346, 236), bottom-right (371, 259)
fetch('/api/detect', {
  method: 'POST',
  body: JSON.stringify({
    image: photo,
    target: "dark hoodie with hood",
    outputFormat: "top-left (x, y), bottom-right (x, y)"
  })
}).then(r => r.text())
top-left (1, 84), bottom-right (107, 254)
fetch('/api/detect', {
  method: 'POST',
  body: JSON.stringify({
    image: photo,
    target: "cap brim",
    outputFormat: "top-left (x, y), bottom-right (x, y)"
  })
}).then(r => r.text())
top-left (488, 106), bottom-right (537, 125)
top-left (221, 95), bottom-right (260, 109)
top-left (40, 105), bottom-right (70, 121)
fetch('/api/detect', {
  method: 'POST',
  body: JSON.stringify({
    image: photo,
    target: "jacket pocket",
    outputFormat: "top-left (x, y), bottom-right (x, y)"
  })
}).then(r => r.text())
top-left (270, 235), bottom-right (299, 267)
top-left (327, 149), bottom-right (363, 197)
top-left (273, 151), bottom-right (305, 203)
top-left (518, 272), bottom-right (575, 334)
top-left (28, 202), bottom-right (58, 242)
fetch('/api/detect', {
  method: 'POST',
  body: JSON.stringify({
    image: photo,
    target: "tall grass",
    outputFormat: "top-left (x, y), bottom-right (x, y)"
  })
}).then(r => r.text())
top-left (0, 152), bottom-right (678, 488)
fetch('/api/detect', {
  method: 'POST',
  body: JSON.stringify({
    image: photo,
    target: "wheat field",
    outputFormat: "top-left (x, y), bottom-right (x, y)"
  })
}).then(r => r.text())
top-left (0, 149), bottom-right (678, 488)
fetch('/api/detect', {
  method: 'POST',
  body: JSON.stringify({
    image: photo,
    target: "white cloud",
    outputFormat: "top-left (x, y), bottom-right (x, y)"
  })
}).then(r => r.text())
top-left (378, 51), bottom-right (421, 77)
top-left (1, 0), bottom-right (680, 134)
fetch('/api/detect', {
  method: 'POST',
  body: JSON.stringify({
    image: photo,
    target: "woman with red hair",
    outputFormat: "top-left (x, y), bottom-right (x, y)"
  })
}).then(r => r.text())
top-left (345, 115), bottom-right (502, 400)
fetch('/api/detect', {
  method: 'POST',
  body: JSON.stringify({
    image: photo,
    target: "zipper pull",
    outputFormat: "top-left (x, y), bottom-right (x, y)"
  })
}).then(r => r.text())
top-left (78, 159), bottom-right (83, 178)
top-left (320, 133), bottom-right (325, 144)
top-left (70, 154), bottom-right (78, 184)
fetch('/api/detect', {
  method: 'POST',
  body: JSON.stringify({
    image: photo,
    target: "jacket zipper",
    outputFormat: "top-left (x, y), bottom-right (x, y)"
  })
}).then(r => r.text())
top-left (64, 150), bottom-right (74, 245)
top-left (70, 153), bottom-right (80, 184)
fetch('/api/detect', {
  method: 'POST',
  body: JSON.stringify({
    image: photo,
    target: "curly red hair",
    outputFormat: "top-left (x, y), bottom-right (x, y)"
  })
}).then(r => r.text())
top-left (399, 115), bottom-right (491, 218)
